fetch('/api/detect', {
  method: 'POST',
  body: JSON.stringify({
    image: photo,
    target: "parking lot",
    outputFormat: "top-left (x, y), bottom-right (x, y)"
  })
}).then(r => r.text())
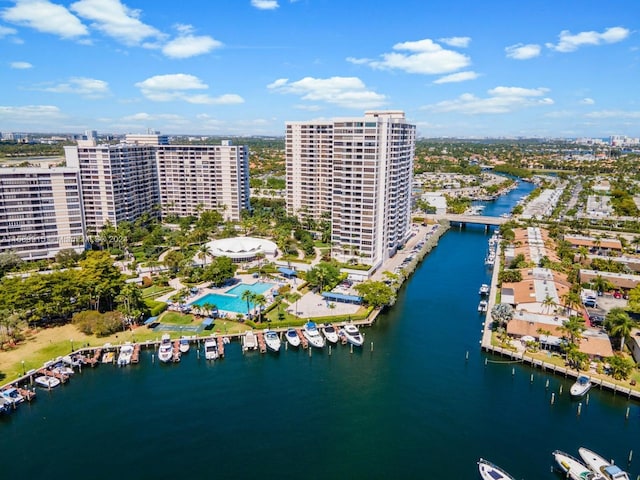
top-left (585, 294), bottom-right (628, 326)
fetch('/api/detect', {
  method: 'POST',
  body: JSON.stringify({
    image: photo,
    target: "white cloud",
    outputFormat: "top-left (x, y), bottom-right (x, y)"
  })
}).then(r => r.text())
top-left (0, 25), bottom-right (18, 37)
top-left (348, 38), bottom-right (471, 75)
top-left (580, 98), bottom-right (595, 105)
top-left (294, 104), bottom-right (323, 111)
top-left (162, 32), bottom-right (222, 59)
top-left (135, 73), bottom-right (243, 104)
top-left (70, 0), bottom-right (164, 46)
top-left (433, 71), bottom-right (479, 84)
top-left (251, 0), bottom-right (279, 10)
top-left (546, 26), bottom-right (630, 53)
top-left (37, 77), bottom-right (109, 97)
top-left (2, 0), bottom-right (88, 39)
top-left (10, 61), bottom-right (33, 69)
top-left (422, 86), bottom-right (553, 114)
top-left (267, 76), bottom-right (386, 109)
top-left (505, 43), bottom-right (541, 60)
top-left (0, 104), bottom-right (64, 122)
top-left (438, 36), bottom-right (471, 48)
top-left (584, 110), bottom-right (640, 119)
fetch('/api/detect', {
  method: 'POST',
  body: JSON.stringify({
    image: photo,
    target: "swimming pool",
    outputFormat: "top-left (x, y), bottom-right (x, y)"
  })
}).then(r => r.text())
top-left (190, 282), bottom-right (277, 314)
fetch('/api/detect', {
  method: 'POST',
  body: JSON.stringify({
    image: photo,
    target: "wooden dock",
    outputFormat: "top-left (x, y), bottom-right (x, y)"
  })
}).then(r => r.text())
top-left (296, 329), bottom-right (309, 348)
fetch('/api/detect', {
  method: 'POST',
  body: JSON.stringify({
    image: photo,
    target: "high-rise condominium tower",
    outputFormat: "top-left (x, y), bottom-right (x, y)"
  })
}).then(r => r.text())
top-left (286, 111), bottom-right (415, 270)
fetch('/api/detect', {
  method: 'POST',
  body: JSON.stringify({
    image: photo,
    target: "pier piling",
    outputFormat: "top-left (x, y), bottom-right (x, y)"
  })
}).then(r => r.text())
top-left (371, 341), bottom-right (374, 352)
top-left (586, 394), bottom-right (589, 405)
top-left (559, 385), bottom-right (563, 395)
top-left (545, 379), bottom-right (549, 390)
top-left (625, 407), bottom-right (630, 420)
top-left (465, 350), bottom-right (469, 361)
top-left (628, 450), bottom-right (632, 465)
top-left (530, 373), bottom-right (534, 383)
top-left (577, 403), bottom-right (582, 416)
top-left (550, 393), bottom-right (555, 404)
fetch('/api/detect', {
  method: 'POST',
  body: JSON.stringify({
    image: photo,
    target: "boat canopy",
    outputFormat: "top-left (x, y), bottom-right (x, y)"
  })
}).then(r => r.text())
top-left (321, 292), bottom-right (362, 304)
top-left (604, 465), bottom-right (624, 476)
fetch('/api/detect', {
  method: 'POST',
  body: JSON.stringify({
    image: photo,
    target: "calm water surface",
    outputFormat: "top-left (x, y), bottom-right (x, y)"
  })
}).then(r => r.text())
top-left (1, 180), bottom-right (638, 479)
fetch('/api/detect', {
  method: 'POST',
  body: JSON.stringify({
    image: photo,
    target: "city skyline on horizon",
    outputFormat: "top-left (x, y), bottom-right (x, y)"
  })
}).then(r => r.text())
top-left (1, 0), bottom-right (639, 138)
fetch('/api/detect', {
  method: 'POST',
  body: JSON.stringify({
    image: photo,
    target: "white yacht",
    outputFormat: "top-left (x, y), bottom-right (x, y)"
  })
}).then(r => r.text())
top-left (479, 284), bottom-right (490, 295)
top-left (478, 300), bottom-right (488, 313)
top-left (340, 324), bottom-right (364, 347)
top-left (179, 337), bottom-right (190, 354)
top-left (263, 330), bottom-right (281, 352)
top-left (579, 447), bottom-right (630, 480)
top-left (285, 328), bottom-right (300, 347)
top-left (302, 321), bottom-right (325, 348)
top-left (204, 338), bottom-right (219, 360)
top-left (477, 458), bottom-right (516, 480)
top-left (243, 331), bottom-right (258, 351)
top-left (35, 375), bottom-right (61, 389)
top-left (570, 375), bottom-right (592, 398)
top-left (1, 387), bottom-right (25, 405)
top-left (158, 334), bottom-right (174, 363)
top-left (117, 343), bottom-right (134, 366)
top-left (322, 324), bottom-right (339, 344)
top-left (553, 450), bottom-right (603, 480)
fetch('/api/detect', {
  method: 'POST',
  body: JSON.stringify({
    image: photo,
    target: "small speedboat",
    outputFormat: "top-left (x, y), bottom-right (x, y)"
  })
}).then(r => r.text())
top-left (479, 284), bottom-right (490, 295)
top-left (1, 387), bottom-right (25, 405)
top-left (477, 458), bottom-right (515, 480)
top-left (243, 331), bottom-right (258, 351)
top-left (553, 450), bottom-right (603, 480)
top-left (579, 447), bottom-right (630, 480)
top-left (35, 375), bottom-right (61, 389)
top-left (117, 344), bottom-right (134, 366)
top-left (478, 300), bottom-right (488, 313)
top-left (340, 324), bottom-right (364, 347)
top-left (302, 321), bottom-right (325, 348)
top-left (322, 324), bottom-right (339, 344)
top-left (285, 328), bottom-right (300, 347)
top-left (204, 339), bottom-right (218, 360)
top-left (0, 397), bottom-right (13, 414)
top-left (179, 337), bottom-right (190, 354)
top-left (570, 375), bottom-right (592, 398)
top-left (263, 330), bottom-right (281, 352)
top-left (52, 362), bottom-right (74, 376)
top-left (158, 334), bottom-right (174, 363)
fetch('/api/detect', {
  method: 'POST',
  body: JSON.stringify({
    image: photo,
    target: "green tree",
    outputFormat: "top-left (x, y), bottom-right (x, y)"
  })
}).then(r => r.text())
top-left (305, 262), bottom-right (341, 292)
top-left (604, 307), bottom-right (637, 351)
top-left (607, 354), bottom-right (635, 380)
top-left (55, 248), bottom-right (81, 268)
top-left (202, 256), bottom-right (237, 287)
top-left (254, 294), bottom-right (267, 322)
top-left (490, 303), bottom-right (514, 328)
top-left (354, 281), bottom-right (396, 308)
top-left (163, 250), bottom-right (185, 275)
top-left (558, 316), bottom-right (586, 346)
top-left (241, 290), bottom-right (256, 318)
top-left (0, 250), bottom-right (22, 276)
top-left (79, 251), bottom-right (126, 311)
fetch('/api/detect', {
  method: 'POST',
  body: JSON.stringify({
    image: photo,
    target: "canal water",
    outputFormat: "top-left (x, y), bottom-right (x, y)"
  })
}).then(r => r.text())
top-left (1, 180), bottom-right (638, 479)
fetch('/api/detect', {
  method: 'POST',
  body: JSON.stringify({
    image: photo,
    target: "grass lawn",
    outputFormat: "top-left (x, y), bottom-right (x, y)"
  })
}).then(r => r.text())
top-left (159, 311), bottom-right (195, 325)
top-left (142, 285), bottom-right (173, 299)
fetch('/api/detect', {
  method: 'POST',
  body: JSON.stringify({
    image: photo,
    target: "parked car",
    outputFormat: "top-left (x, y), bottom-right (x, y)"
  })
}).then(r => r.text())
top-left (613, 291), bottom-right (622, 299)
top-left (584, 299), bottom-right (597, 308)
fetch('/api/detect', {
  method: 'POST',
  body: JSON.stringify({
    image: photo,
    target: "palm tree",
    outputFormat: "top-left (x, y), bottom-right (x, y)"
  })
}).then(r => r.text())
top-left (241, 290), bottom-right (256, 319)
top-left (536, 328), bottom-right (552, 350)
top-left (198, 243), bottom-right (212, 267)
top-left (253, 294), bottom-right (267, 322)
top-left (560, 291), bottom-right (580, 316)
top-left (542, 295), bottom-right (557, 314)
top-left (558, 316), bottom-right (586, 346)
top-left (605, 308), bottom-right (637, 351)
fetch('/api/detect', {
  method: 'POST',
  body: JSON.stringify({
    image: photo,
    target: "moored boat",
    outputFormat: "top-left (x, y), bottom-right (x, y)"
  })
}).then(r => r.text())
top-left (553, 450), bottom-right (603, 480)
top-left (0, 396), bottom-right (13, 414)
top-left (322, 324), bottom-right (339, 344)
top-left (479, 284), bottom-right (490, 295)
top-left (263, 330), bottom-right (281, 352)
top-left (179, 337), bottom-right (190, 354)
top-left (117, 343), bottom-right (134, 366)
top-left (285, 328), bottom-right (300, 347)
top-left (477, 458), bottom-right (515, 480)
top-left (243, 331), bottom-right (258, 351)
top-left (579, 447), bottom-right (630, 480)
top-left (204, 338), bottom-right (219, 360)
top-left (35, 375), bottom-right (61, 389)
top-left (158, 334), bottom-right (174, 363)
top-left (340, 324), bottom-right (364, 347)
top-left (302, 321), bottom-right (325, 348)
top-left (478, 300), bottom-right (488, 313)
top-left (570, 375), bottom-right (592, 398)
top-left (1, 387), bottom-right (25, 405)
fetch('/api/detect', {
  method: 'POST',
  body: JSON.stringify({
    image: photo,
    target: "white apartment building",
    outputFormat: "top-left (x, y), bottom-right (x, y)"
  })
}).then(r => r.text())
top-left (0, 167), bottom-right (85, 259)
top-left (155, 140), bottom-right (250, 221)
top-left (286, 111), bottom-right (415, 269)
top-left (64, 140), bottom-right (160, 234)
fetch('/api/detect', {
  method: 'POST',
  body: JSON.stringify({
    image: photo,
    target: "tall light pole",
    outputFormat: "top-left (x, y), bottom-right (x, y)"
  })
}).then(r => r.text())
top-left (70, 339), bottom-right (74, 352)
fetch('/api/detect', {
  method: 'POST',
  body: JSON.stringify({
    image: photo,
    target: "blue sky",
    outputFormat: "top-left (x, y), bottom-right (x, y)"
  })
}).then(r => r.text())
top-left (0, 0), bottom-right (638, 138)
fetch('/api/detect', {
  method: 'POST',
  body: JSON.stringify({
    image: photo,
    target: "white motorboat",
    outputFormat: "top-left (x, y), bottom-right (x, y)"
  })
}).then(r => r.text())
top-left (302, 321), bottom-right (325, 348)
top-left (158, 334), bottom-right (174, 363)
top-left (179, 337), bottom-right (190, 354)
top-left (322, 324), bottom-right (339, 344)
top-left (1, 387), bottom-right (25, 405)
top-left (570, 375), bottom-right (592, 398)
top-left (263, 330), bottom-right (281, 352)
top-left (204, 338), bottom-right (219, 360)
top-left (0, 396), bottom-right (13, 414)
top-left (477, 458), bottom-right (516, 480)
top-left (35, 375), bottom-right (61, 389)
top-left (285, 328), bottom-right (300, 347)
top-left (243, 331), bottom-right (258, 351)
top-left (479, 284), bottom-right (490, 295)
top-left (340, 324), bottom-right (364, 347)
top-left (478, 300), bottom-right (488, 313)
top-left (51, 362), bottom-right (74, 376)
top-left (117, 344), bottom-right (134, 366)
top-left (553, 450), bottom-right (603, 480)
top-left (579, 447), bottom-right (630, 480)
